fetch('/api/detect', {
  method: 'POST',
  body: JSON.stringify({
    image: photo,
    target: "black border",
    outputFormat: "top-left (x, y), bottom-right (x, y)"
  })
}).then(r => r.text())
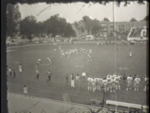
top-left (1, 1), bottom-right (149, 113)
top-left (1, 0), bottom-right (7, 112)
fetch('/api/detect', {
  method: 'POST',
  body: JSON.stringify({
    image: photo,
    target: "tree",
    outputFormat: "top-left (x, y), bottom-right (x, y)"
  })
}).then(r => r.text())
top-left (20, 16), bottom-right (37, 42)
top-left (35, 22), bottom-right (45, 37)
top-left (6, 4), bottom-right (21, 40)
top-left (103, 18), bottom-right (110, 22)
top-left (142, 15), bottom-right (149, 21)
top-left (130, 18), bottom-right (138, 22)
top-left (82, 16), bottom-right (102, 37)
top-left (91, 19), bottom-right (102, 37)
top-left (83, 16), bottom-right (92, 34)
top-left (43, 14), bottom-right (76, 37)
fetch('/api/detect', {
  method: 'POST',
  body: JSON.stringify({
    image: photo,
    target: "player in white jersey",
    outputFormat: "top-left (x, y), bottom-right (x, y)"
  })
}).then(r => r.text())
top-left (112, 74), bottom-right (117, 79)
top-left (76, 74), bottom-right (80, 81)
top-left (95, 77), bottom-right (103, 91)
top-left (36, 69), bottom-right (40, 79)
top-left (60, 50), bottom-right (65, 57)
top-left (8, 67), bottom-right (12, 77)
top-left (23, 85), bottom-right (28, 97)
top-left (47, 57), bottom-right (52, 65)
top-left (107, 77), bottom-right (112, 92)
top-left (129, 50), bottom-right (132, 57)
top-left (19, 64), bottom-right (23, 73)
top-left (70, 74), bottom-right (75, 88)
top-left (111, 78), bottom-right (117, 92)
top-left (144, 77), bottom-right (149, 92)
top-left (126, 75), bottom-right (133, 90)
top-left (103, 79), bottom-right (108, 92)
top-left (87, 54), bottom-right (92, 62)
top-left (37, 58), bottom-right (42, 64)
top-left (115, 75), bottom-right (122, 90)
top-left (133, 76), bottom-right (141, 91)
top-left (87, 77), bottom-right (93, 91)
top-left (91, 78), bottom-right (97, 92)
top-left (116, 75), bottom-right (122, 81)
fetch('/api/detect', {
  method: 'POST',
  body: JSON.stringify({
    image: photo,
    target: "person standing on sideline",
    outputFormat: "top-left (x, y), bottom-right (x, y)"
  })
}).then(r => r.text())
top-left (23, 85), bottom-right (28, 97)
top-left (71, 74), bottom-right (75, 88)
top-left (129, 50), bottom-right (132, 57)
top-left (144, 77), bottom-right (149, 92)
top-left (65, 75), bottom-right (69, 85)
top-left (19, 64), bottom-right (23, 73)
top-left (8, 67), bottom-right (12, 77)
top-left (133, 76), bottom-right (141, 91)
top-left (36, 69), bottom-right (40, 79)
top-left (76, 74), bottom-right (80, 81)
top-left (126, 75), bottom-right (133, 91)
top-left (47, 70), bottom-right (52, 82)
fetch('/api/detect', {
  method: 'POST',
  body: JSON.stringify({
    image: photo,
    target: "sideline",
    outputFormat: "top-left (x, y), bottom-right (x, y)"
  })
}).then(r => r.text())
top-left (8, 91), bottom-right (102, 110)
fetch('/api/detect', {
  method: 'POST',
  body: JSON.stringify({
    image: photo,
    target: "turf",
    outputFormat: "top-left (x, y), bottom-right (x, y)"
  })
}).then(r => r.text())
top-left (7, 43), bottom-right (148, 106)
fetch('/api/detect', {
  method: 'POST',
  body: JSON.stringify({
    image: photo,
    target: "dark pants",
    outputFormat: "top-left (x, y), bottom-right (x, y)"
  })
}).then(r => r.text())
top-left (36, 74), bottom-right (39, 79)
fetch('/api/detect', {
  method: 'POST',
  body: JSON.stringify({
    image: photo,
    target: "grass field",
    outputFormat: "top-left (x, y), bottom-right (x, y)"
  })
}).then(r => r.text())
top-left (7, 42), bottom-right (148, 107)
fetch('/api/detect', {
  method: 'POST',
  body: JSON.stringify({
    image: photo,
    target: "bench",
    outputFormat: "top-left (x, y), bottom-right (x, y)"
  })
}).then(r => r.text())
top-left (106, 100), bottom-right (142, 109)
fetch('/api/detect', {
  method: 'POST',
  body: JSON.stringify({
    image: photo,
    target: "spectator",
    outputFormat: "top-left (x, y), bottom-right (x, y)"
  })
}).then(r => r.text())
top-left (8, 67), bottom-right (12, 77)
top-left (19, 64), bottom-right (23, 73)
top-left (65, 75), bottom-right (69, 85)
top-left (71, 74), bottom-right (75, 88)
top-left (36, 70), bottom-right (40, 79)
top-left (23, 85), bottom-right (28, 97)
top-left (47, 70), bottom-right (52, 82)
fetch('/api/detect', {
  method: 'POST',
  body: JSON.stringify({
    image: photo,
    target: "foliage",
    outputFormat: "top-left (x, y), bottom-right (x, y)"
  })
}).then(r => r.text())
top-left (130, 18), bottom-right (138, 22)
top-left (20, 14), bottom-right (76, 40)
top-left (20, 16), bottom-right (37, 41)
top-left (6, 4), bottom-right (21, 38)
top-left (7, 0), bottom-right (147, 5)
top-left (103, 18), bottom-right (110, 22)
top-left (74, 16), bottom-right (102, 37)
top-left (42, 14), bottom-right (76, 37)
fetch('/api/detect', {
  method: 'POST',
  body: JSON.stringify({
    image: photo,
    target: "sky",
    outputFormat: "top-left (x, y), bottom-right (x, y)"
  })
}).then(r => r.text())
top-left (18, 1), bottom-right (148, 23)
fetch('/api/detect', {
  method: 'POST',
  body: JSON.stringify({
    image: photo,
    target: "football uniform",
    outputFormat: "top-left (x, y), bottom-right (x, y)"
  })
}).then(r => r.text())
top-left (87, 77), bottom-right (93, 91)
top-left (126, 76), bottom-right (133, 90)
top-left (103, 79), bottom-right (108, 92)
top-left (144, 78), bottom-right (149, 91)
top-left (96, 78), bottom-right (103, 91)
top-left (19, 65), bottom-right (22, 73)
top-left (91, 78), bottom-right (96, 92)
top-left (134, 77), bottom-right (141, 91)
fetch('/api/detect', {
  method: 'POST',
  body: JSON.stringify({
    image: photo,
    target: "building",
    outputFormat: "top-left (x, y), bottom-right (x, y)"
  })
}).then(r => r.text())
top-left (73, 19), bottom-right (148, 40)
top-left (100, 20), bottom-right (147, 34)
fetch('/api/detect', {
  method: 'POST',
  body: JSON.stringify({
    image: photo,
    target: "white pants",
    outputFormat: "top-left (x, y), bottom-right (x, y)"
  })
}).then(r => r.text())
top-left (19, 67), bottom-right (22, 72)
top-left (71, 80), bottom-right (75, 87)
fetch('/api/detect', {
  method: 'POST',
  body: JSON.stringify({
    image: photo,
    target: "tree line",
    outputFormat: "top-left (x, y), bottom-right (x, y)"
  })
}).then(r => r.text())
top-left (7, 4), bottom-right (149, 42)
top-left (7, 4), bottom-right (76, 42)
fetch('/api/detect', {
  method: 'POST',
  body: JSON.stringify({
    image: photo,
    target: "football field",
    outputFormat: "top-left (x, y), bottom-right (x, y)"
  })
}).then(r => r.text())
top-left (7, 42), bottom-right (148, 106)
